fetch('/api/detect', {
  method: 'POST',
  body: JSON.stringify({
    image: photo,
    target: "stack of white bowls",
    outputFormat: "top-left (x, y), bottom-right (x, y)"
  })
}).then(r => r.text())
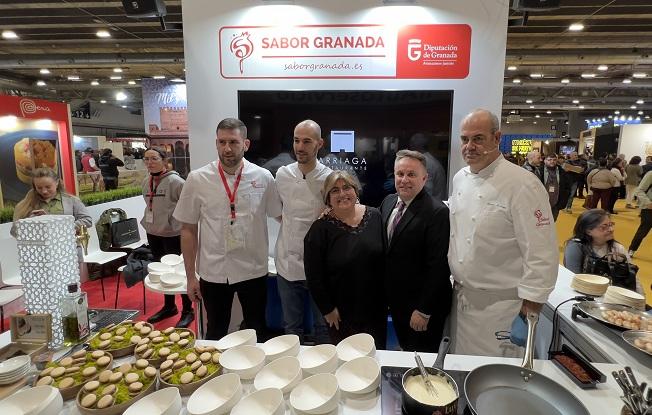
top-left (0, 355), bottom-right (31, 385)
top-left (604, 286), bottom-right (646, 310)
top-left (570, 274), bottom-right (610, 296)
top-left (147, 254), bottom-right (185, 286)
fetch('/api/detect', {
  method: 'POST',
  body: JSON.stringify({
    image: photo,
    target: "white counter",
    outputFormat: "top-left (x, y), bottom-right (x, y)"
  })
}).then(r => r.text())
top-left (0, 331), bottom-right (635, 414)
top-left (544, 265), bottom-right (652, 380)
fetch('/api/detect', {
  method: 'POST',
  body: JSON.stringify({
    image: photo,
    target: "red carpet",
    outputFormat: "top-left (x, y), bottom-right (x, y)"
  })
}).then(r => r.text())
top-left (1, 274), bottom-right (199, 334)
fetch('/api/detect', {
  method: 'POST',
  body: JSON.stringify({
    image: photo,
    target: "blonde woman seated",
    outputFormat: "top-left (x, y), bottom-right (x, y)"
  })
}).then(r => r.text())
top-left (12, 167), bottom-right (92, 239)
top-left (304, 170), bottom-right (386, 348)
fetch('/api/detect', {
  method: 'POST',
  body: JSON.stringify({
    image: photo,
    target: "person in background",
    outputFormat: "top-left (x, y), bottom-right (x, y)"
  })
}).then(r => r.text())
top-left (98, 149), bottom-right (124, 190)
top-left (565, 209), bottom-right (643, 294)
top-left (577, 154), bottom-right (589, 198)
top-left (304, 171), bottom-right (386, 347)
top-left (11, 168), bottom-right (92, 259)
top-left (522, 150), bottom-right (541, 176)
top-left (628, 170), bottom-right (652, 258)
top-left (625, 156), bottom-right (643, 209)
top-left (448, 109), bottom-right (558, 357)
top-left (174, 118), bottom-right (275, 340)
top-left (262, 136), bottom-right (295, 177)
top-left (81, 147), bottom-right (101, 192)
top-left (140, 148), bottom-right (194, 328)
top-left (381, 150), bottom-right (451, 352)
top-left (563, 152), bottom-right (584, 212)
top-left (607, 157), bottom-right (626, 214)
top-left (270, 120), bottom-right (332, 345)
top-left (409, 133), bottom-right (447, 201)
top-left (586, 158), bottom-right (619, 210)
top-left (642, 155), bottom-right (652, 175)
top-left (537, 153), bottom-right (571, 221)
top-left (75, 150), bottom-right (83, 173)
top-left (123, 148), bottom-right (136, 170)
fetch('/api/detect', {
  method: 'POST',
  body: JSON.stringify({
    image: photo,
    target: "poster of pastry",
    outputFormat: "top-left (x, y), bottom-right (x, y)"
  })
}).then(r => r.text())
top-left (0, 128), bottom-right (59, 204)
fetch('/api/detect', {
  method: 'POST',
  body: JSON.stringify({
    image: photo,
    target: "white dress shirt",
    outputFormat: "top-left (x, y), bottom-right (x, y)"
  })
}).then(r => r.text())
top-left (173, 159), bottom-right (275, 284)
top-left (269, 162), bottom-right (332, 281)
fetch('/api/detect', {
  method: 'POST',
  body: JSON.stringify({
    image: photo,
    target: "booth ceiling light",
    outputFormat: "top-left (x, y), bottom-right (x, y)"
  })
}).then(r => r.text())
top-left (170, 78), bottom-right (185, 83)
top-left (39, 68), bottom-right (50, 75)
top-left (96, 30), bottom-right (111, 38)
top-left (581, 73), bottom-right (596, 79)
top-left (535, 115), bottom-right (540, 118)
top-left (633, 73), bottom-right (647, 78)
top-left (572, 99), bottom-right (580, 104)
top-left (561, 78), bottom-right (570, 84)
top-left (152, 75), bottom-right (166, 79)
top-left (128, 80), bottom-right (136, 85)
top-left (631, 105), bottom-right (637, 109)
top-left (113, 68), bottom-right (123, 73)
top-left (615, 110), bottom-right (620, 114)
top-left (533, 121), bottom-right (537, 124)
top-left (623, 79), bottom-right (632, 84)
top-left (67, 75), bottom-right (80, 81)
top-left (36, 80), bottom-right (46, 87)
top-left (110, 75), bottom-right (122, 80)
top-left (121, 105), bottom-right (127, 108)
top-left (90, 80), bottom-right (99, 86)
top-left (546, 110), bottom-right (552, 114)
top-left (646, 115), bottom-right (651, 119)
top-left (100, 99), bottom-right (107, 104)
top-left (579, 105), bottom-right (585, 109)
top-left (597, 65), bottom-right (608, 71)
top-left (529, 105), bottom-right (535, 109)
top-left (1, 30), bottom-right (18, 39)
top-left (525, 99), bottom-right (533, 104)
top-left (115, 91), bottom-right (127, 101)
top-left (638, 111), bottom-right (644, 115)
top-left (569, 23), bottom-right (584, 31)
top-left (507, 66), bottom-right (518, 71)
top-left (637, 99), bottom-right (644, 104)
top-left (530, 73), bottom-right (543, 79)
top-left (512, 78), bottom-right (521, 83)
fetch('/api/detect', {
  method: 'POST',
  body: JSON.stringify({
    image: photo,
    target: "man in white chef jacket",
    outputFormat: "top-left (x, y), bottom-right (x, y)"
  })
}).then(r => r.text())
top-left (448, 109), bottom-right (559, 357)
top-left (269, 119), bottom-right (332, 344)
top-left (174, 118), bottom-right (276, 340)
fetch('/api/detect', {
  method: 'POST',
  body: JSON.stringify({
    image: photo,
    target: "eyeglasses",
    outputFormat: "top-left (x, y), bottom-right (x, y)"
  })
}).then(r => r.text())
top-left (596, 222), bottom-right (616, 231)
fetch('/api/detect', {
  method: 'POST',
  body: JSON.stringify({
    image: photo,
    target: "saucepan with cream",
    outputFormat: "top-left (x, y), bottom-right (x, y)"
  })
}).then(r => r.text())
top-left (401, 337), bottom-right (459, 415)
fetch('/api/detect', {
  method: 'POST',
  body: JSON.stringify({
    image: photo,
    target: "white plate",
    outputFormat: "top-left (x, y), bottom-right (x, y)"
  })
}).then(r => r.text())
top-left (605, 285), bottom-right (645, 300)
top-left (148, 262), bottom-right (172, 275)
top-left (0, 355), bottom-right (30, 376)
top-left (123, 387), bottom-right (181, 415)
top-left (159, 273), bottom-right (185, 288)
top-left (161, 254), bottom-right (183, 266)
top-left (0, 365), bottom-right (29, 379)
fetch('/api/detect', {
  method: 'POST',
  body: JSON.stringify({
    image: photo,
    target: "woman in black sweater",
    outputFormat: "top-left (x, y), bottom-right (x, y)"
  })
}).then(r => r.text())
top-left (304, 170), bottom-right (386, 348)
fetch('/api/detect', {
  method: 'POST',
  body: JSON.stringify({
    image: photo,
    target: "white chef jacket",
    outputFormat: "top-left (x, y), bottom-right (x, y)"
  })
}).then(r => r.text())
top-left (448, 155), bottom-right (559, 356)
top-left (269, 162), bottom-right (332, 281)
top-left (173, 159), bottom-right (275, 284)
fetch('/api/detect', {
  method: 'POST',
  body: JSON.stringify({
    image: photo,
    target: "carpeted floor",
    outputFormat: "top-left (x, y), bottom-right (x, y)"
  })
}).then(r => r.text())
top-left (557, 197), bottom-right (651, 302)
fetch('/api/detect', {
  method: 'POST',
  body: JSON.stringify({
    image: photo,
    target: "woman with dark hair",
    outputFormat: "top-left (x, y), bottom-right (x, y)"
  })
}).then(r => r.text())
top-left (625, 156), bottom-right (643, 208)
top-left (586, 158), bottom-right (619, 210)
top-left (607, 157), bottom-right (626, 214)
top-left (141, 148), bottom-right (194, 328)
top-left (564, 209), bottom-right (642, 294)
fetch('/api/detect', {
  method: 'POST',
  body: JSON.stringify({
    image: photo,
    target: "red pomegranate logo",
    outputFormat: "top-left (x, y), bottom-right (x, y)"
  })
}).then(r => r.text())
top-left (230, 32), bottom-right (254, 75)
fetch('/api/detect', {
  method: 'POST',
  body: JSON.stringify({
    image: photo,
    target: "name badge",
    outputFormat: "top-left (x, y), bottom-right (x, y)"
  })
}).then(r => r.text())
top-left (145, 210), bottom-right (154, 223)
top-left (225, 222), bottom-right (246, 252)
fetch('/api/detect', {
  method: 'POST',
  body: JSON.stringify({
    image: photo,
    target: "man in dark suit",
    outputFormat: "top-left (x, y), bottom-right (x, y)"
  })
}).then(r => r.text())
top-left (536, 153), bottom-right (572, 221)
top-left (381, 149), bottom-right (452, 352)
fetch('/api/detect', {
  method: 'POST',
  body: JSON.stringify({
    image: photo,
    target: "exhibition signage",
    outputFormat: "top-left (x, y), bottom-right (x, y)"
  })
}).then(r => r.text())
top-left (0, 95), bottom-right (69, 122)
top-left (219, 24), bottom-right (471, 79)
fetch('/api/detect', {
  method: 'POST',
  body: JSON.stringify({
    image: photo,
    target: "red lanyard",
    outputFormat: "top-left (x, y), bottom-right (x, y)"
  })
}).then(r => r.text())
top-left (148, 170), bottom-right (166, 211)
top-left (218, 162), bottom-right (243, 224)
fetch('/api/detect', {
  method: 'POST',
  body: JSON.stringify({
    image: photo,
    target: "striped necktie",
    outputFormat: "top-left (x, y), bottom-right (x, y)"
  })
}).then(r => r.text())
top-left (388, 200), bottom-right (406, 242)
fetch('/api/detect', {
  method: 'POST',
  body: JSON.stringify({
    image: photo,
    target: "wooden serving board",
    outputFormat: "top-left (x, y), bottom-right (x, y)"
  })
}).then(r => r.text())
top-left (0, 377), bottom-right (28, 400)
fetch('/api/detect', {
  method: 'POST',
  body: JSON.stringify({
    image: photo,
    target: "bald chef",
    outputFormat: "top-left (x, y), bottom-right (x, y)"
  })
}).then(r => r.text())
top-left (448, 109), bottom-right (559, 357)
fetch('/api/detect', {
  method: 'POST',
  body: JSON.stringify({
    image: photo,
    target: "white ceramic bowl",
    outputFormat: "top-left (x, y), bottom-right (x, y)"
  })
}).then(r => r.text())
top-left (148, 273), bottom-right (161, 283)
top-left (254, 356), bottom-right (302, 394)
top-left (215, 328), bottom-right (257, 351)
top-left (123, 387), bottom-right (181, 415)
top-left (219, 345), bottom-right (266, 380)
top-left (161, 254), bottom-right (183, 266)
top-left (298, 344), bottom-right (338, 375)
top-left (261, 334), bottom-right (300, 361)
top-left (160, 272), bottom-right (185, 288)
top-left (335, 356), bottom-right (381, 394)
top-left (290, 373), bottom-right (340, 415)
top-left (336, 333), bottom-right (376, 362)
top-left (174, 263), bottom-right (186, 276)
top-left (230, 388), bottom-right (284, 415)
top-left (186, 373), bottom-right (243, 415)
top-left (0, 385), bottom-right (63, 415)
top-left (147, 262), bottom-right (172, 275)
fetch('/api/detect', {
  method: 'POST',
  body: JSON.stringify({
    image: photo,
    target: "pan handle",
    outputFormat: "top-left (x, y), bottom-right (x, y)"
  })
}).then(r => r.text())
top-left (520, 312), bottom-right (539, 370)
top-left (433, 336), bottom-right (451, 370)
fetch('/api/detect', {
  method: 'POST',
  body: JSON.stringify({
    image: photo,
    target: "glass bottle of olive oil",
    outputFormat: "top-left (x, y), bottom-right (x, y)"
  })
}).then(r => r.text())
top-left (61, 283), bottom-right (90, 346)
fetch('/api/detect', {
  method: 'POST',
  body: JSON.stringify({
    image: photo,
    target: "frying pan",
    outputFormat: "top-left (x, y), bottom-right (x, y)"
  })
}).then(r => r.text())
top-left (464, 312), bottom-right (590, 415)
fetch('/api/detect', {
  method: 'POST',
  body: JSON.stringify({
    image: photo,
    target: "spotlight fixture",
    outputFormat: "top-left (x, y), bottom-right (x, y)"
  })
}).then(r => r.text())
top-left (597, 65), bottom-right (608, 71)
top-left (113, 68), bottom-right (123, 73)
top-left (572, 99), bottom-right (580, 104)
top-left (623, 79), bottom-right (632, 84)
top-left (100, 100), bottom-right (107, 104)
top-left (96, 30), bottom-right (111, 38)
top-left (152, 75), bottom-right (166, 79)
top-left (546, 110), bottom-right (552, 114)
top-left (581, 73), bottom-right (596, 79)
top-left (615, 111), bottom-right (620, 115)
top-left (638, 111), bottom-right (644, 115)
top-left (115, 91), bottom-right (127, 101)
top-left (36, 80), bottom-right (46, 87)
top-left (579, 105), bottom-right (585, 109)
top-left (636, 99), bottom-right (644, 105)
top-left (646, 115), bottom-right (651, 119)
top-left (110, 75), bottom-right (122, 80)
top-left (91, 80), bottom-right (99, 86)
top-left (631, 105), bottom-right (637, 109)
top-left (632, 73), bottom-right (648, 78)
top-left (507, 66), bottom-right (518, 71)
top-left (530, 73), bottom-right (543, 79)
top-left (67, 75), bottom-right (80, 81)
top-left (569, 23), bottom-right (584, 31)
top-left (561, 78), bottom-right (570, 84)
top-left (525, 99), bottom-right (533, 104)
top-left (535, 115), bottom-right (540, 118)
top-left (128, 80), bottom-right (136, 85)
top-left (121, 105), bottom-right (127, 109)
top-left (170, 78), bottom-right (185, 83)
top-left (512, 78), bottom-right (521, 84)
top-left (39, 68), bottom-right (50, 75)
top-left (529, 105), bottom-right (535, 109)
top-left (1, 30), bottom-right (18, 39)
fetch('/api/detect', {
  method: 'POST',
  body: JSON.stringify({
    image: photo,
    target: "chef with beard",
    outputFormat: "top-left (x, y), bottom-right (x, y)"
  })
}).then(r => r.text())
top-left (448, 109), bottom-right (558, 357)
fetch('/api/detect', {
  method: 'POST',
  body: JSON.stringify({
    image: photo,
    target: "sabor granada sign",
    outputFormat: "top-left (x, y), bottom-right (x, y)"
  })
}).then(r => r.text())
top-left (219, 24), bottom-right (471, 79)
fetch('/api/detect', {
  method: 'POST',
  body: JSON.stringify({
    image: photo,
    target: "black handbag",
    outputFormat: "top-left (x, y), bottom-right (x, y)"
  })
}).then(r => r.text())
top-left (582, 246), bottom-right (638, 291)
top-left (110, 218), bottom-right (140, 247)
